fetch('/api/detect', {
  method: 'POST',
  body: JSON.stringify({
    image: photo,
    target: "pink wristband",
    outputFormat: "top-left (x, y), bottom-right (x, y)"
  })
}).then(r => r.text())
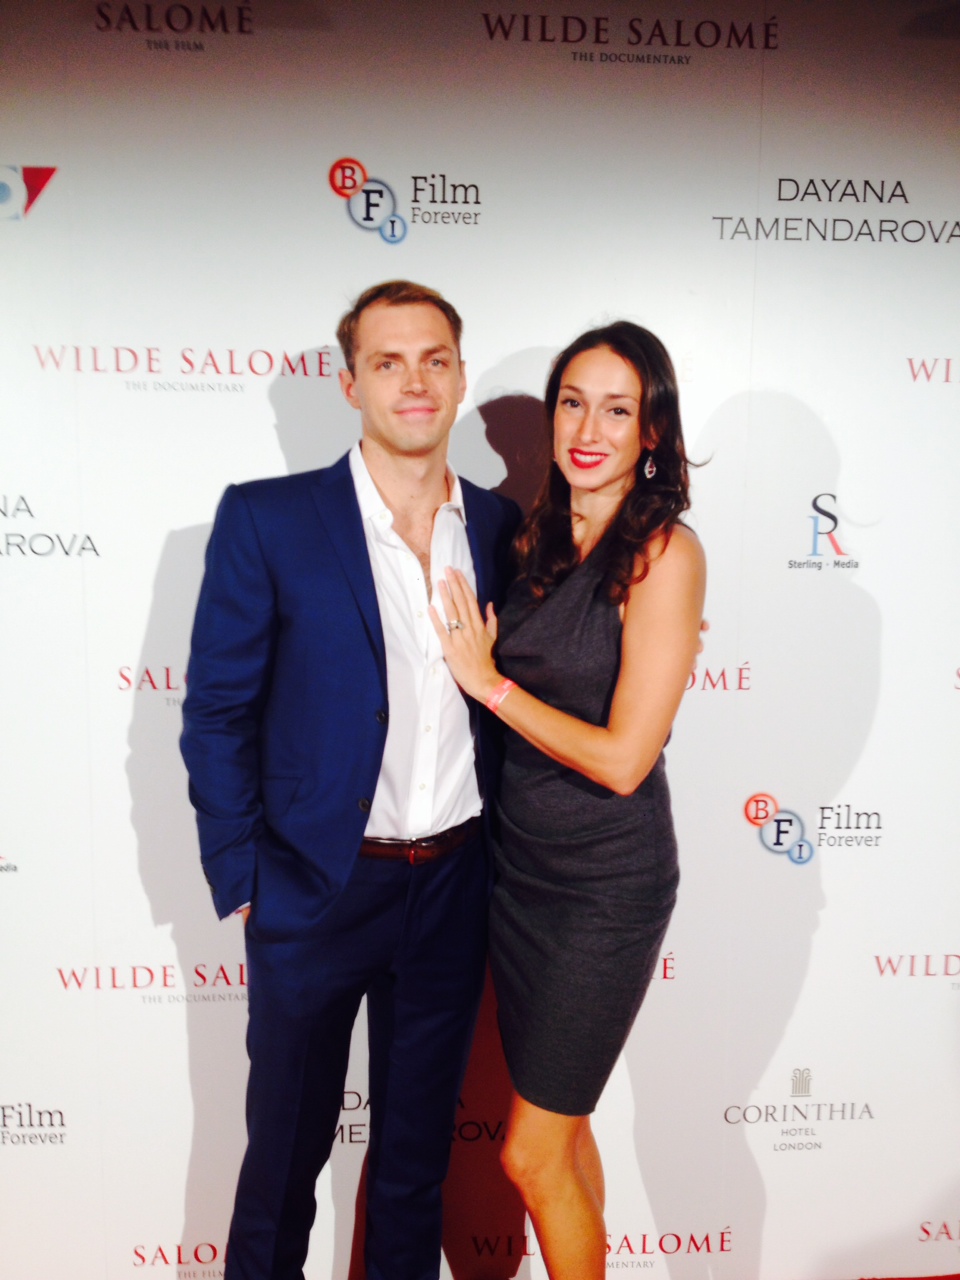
top-left (485, 678), bottom-right (516, 715)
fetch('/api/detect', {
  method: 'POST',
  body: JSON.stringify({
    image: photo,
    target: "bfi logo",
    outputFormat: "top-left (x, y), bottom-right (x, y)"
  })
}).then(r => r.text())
top-left (744, 794), bottom-right (814, 865)
top-left (0, 166), bottom-right (56, 220)
top-left (329, 158), bottom-right (407, 244)
top-left (329, 157), bottom-right (483, 240)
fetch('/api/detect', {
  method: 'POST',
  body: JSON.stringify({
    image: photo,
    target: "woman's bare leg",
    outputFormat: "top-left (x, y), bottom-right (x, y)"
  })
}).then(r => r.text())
top-left (500, 1092), bottom-right (606, 1280)
top-left (576, 1119), bottom-right (605, 1210)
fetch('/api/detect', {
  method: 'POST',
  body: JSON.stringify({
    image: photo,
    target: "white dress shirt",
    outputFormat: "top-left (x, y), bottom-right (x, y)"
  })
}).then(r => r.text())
top-left (349, 442), bottom-right (482, 839)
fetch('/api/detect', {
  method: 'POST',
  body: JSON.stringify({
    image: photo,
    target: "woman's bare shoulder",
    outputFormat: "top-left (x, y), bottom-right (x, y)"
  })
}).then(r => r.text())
top-left (643, 522), bottom-right (705, 579)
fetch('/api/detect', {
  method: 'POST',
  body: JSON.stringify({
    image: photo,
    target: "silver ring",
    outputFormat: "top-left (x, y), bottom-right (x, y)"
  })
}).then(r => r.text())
top-left (447, 619), bottom-right (464, 631)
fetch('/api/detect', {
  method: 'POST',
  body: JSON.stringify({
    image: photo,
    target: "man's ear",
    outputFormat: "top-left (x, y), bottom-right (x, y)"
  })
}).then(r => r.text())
top-left (339, 366), bottom-right (360, 409)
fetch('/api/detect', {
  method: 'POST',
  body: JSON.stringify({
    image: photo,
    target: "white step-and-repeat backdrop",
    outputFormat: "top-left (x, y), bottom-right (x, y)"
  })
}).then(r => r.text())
top-left (3, 3), bottom-right (959, 1278)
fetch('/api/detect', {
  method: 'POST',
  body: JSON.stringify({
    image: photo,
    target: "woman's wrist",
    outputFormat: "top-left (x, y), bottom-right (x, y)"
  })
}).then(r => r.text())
top-left (475, 671), bottom-right (503, 705)
top-left (484, 677), bottom-right (517, 715)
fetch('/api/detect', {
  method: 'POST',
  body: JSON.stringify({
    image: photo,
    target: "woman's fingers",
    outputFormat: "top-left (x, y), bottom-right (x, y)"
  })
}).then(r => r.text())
top-left (485, 602), bottom-right (499, 641)
top-left (440, 570), bottom-right (468, 627)
top-left (428, 603), bottom-right (453, 650)
top-left (432, 575), bottom-right (501, 704)
top-left (437, 579), bottom-right (466, 637)
top-left (444, 567), bottom-right (484, 629)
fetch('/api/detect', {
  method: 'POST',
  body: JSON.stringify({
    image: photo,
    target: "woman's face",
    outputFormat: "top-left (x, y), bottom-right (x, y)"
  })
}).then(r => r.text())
top-left (553, 345), bottom-right (643, 503)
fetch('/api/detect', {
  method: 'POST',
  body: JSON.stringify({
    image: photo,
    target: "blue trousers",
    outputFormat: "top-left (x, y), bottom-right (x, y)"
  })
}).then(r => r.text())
top-left (225, 834), bottom-right (487, 1280)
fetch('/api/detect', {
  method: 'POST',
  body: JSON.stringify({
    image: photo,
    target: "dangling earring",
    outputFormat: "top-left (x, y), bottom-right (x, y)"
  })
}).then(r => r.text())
top-left (642, 449), bottom-right (656, 480)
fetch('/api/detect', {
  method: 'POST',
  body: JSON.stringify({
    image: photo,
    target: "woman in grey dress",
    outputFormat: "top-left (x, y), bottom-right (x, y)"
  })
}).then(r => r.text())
top-left (432, 322), bottom-right (705, 1280)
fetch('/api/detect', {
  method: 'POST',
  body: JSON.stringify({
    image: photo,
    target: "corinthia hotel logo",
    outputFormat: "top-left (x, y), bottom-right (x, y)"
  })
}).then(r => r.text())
top-left (0, 166), bottom-right (56, 220)
top-left (724, 1070), bottom-right (875, 1153)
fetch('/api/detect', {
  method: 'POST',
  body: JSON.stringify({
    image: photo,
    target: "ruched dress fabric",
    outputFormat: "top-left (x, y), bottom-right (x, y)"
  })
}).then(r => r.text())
top-left (489, 555), bottom-right (679, 1116)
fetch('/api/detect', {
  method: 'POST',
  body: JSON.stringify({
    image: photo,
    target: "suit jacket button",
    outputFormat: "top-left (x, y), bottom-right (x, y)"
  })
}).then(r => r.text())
top-left (358, 798), bottom-right (371, 813)
top-left (376, 710), bottom-right (388, 725)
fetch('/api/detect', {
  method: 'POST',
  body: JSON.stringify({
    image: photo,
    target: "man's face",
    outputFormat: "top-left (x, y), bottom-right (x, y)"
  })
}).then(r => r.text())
top-left (339, 302), bottom-right (467, 460)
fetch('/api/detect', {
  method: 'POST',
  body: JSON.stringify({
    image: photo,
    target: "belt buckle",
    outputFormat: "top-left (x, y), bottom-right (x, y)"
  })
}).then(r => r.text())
top-left (409, 836), bottom-right (436, 866)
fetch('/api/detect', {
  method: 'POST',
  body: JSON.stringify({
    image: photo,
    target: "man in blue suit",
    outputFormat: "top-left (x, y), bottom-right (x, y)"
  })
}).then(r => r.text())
top-left (180, 281), bottom-right (520, 1280)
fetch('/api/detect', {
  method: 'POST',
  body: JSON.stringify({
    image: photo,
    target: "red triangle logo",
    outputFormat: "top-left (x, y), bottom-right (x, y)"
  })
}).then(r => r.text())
top-left (22, 166), bottom-right (56, 214)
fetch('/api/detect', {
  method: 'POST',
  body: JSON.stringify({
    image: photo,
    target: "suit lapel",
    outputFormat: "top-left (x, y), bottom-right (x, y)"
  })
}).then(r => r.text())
top-left (310, 457), bottom-right (387, 687)
top-left (463, 484), bottom-right (493, 607)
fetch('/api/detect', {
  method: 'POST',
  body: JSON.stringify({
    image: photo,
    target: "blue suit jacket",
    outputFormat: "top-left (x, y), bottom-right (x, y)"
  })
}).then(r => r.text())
top-left (180, 453), bottom-right (520, 940)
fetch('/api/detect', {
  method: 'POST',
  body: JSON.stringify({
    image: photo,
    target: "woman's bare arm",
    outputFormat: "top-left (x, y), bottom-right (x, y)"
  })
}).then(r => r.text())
top-left (431, 525), bottom-right (706, 795)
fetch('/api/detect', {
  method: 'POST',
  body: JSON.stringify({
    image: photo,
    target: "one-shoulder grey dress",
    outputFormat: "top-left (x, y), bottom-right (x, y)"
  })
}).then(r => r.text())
top-left (489, 555), bottom-right (679, 1116)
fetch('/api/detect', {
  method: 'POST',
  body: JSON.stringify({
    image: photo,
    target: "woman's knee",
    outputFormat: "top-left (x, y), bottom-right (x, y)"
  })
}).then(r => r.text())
top-left (500, 1117), bottom-right (575, 1200)
top-left (499, 1123), bottom-right (525, 1181)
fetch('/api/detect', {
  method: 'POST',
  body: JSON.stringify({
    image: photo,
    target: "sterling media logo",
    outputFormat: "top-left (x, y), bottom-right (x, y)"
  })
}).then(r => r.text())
top-left (744, 794), bottom-right (814, 865)
top-left (788, 493), bottom-right (858, 571)
top-left (0, 166), bottom-right (56, 220)
top-left (329, 157), bottom-right (482, 243)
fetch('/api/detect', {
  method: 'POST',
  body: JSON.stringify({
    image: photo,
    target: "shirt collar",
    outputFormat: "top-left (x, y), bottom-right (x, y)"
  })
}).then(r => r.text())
top-left (348, 441), bottom-right (466, 529)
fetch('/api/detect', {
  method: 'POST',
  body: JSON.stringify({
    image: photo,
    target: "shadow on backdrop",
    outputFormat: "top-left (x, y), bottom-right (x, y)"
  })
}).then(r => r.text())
top-left (439, 362), bottom-right (549, 1280)
top-left (626, 392), bottom-right (881, 1279)
top-left (128, 346), bottom-right (359, 1277)
top-left (480, 392), bottom-right (550, 514)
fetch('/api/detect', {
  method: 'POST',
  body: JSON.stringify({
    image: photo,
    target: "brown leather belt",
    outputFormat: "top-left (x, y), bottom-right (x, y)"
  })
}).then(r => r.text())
top-left (359, 815), bottom-right (481, 865)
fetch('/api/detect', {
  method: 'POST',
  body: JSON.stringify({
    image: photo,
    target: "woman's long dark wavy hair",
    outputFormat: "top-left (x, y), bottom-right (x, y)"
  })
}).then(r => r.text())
top-left (513, 321), bottom-right (691, 605)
